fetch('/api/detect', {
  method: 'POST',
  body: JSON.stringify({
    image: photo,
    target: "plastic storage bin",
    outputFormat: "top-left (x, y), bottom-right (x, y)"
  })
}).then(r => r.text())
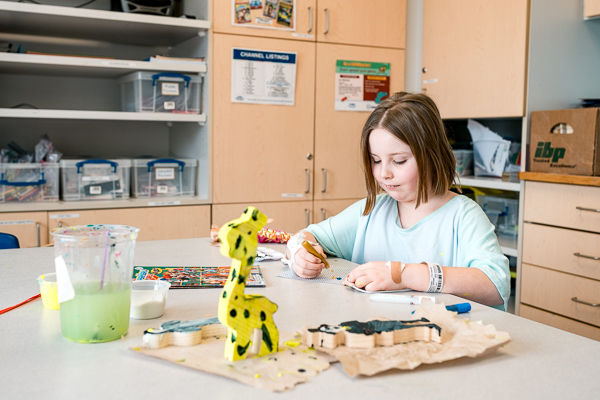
top-left (477, 195), bottom-right (519, 237)
top-left (0, 163), bottom-right (59, 202)
top-left (119, 71), bottom-right (202, 113)
top-left (132, 158), bottom-right (197, 198)
top-left (60, 159), bottom-right (131, 201)
top-left (453, 149), bottom-right (473, 176)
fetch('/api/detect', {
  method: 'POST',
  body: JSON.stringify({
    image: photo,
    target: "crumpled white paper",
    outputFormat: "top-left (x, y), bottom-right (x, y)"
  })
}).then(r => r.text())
top-left (468, 119), bottom-right (511, 177)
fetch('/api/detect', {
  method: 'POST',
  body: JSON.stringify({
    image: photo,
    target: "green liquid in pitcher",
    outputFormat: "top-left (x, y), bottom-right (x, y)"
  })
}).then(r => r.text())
top-left (60, 282), bottom-right (131, 343)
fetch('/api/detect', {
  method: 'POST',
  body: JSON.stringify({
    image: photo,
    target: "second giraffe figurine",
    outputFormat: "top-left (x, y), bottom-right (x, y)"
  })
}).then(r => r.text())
top-left (217, 207), bottom-right (280, 361)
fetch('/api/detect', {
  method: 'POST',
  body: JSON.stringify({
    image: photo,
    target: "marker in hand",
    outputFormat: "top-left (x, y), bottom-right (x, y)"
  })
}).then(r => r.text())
top-left (302, 241), bottom-right (330, 269)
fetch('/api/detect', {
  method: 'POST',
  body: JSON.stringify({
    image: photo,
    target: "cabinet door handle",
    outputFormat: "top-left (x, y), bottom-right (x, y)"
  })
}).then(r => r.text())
top-left (308, 7), bottom-right (313, 33)
top-left (324, 8), bottom-right (329, 34)
top-left (576, 206), bottom-right (600, 213)
top-left (321, 168), bottom-right (327, 192)
top-left (571, 297), bottom-right (600, 307)
top-left (574, 252), bottom-right (600, 261)
top-left (36, 222), bottom-right (40, 247)
top-left (305, 169), bottom-right (311, 193)
top-left (305, 209), bottom-right (310, 227)
top-left (321, 208), bottom-right (326, 221)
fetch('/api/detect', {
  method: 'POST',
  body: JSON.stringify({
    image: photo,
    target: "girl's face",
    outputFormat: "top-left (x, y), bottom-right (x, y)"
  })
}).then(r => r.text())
top-left (369, 128), bottom-right (419, 203)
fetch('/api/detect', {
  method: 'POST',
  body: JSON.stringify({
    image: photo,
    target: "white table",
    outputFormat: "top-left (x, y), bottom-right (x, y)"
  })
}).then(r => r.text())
top-left (1, 238), bottom-right (599, 399)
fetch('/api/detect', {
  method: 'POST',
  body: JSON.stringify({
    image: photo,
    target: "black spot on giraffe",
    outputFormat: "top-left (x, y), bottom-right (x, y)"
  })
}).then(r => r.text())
top-left (237, 341), bottom-right (250, 356)
top-left (222, 290), bottom-right (227, 298)
top-left (231, 268), bottom-right (237, 281)
top-left (231, 332), bottom-right (236, 343)
top-left (244, 309), bottom-right (250, 318)
top-left (235, 234), bottom-right (242, 249)
top-left (230, 309), bottom-right (237, 318)
top-left (247, 256), bottom-right (254, 265)
top-left (238, 275), bottom-right (246, 285)
top-left (251, 209), bottom-right (258, 221)
top-left (260, 311), bottom-right (266, 321)
top-left (261, 323), bottom-right (274, 351)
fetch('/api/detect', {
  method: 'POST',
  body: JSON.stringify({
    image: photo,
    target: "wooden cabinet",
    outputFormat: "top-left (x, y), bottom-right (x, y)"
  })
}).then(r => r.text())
top-left (0, 212), bottom-right (48, 248)
top-left (213, 201), bottom-right (314, 234)
top-left (585, 0), bottom-right (600, 19)
top-left (213, 0), bottom-right (406, 49)
top-left (211, 0), bottom-right (406, 221)
top-left (213, 0), bottom-right (317, 40)
top-left (521, 180), bottom-right (600, 340)
top-left (314, 43), bottom-right (404, 201)
top-left (313, 199), bottom-right (357, 224)
top-left (212, 33), bottom-right (316, 204)
top-left (47, 206), bottom-right (211, 242)
top-left (315, 0), bottom-right (406, 48)
top-left (421, 0), bottom-right (528, 118)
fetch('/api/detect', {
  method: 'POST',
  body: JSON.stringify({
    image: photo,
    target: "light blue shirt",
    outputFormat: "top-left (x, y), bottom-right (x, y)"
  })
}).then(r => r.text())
top-left (304, 194), bottom-right (511, 311)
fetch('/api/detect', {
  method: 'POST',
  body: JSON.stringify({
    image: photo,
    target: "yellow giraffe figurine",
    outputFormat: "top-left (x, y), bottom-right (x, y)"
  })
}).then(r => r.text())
top-left (217, 207), bottom-right (279, 361)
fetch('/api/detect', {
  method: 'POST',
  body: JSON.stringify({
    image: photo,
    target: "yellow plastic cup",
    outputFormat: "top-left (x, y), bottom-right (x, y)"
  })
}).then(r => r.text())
top-left (37, 273), bottom-right (59, 310)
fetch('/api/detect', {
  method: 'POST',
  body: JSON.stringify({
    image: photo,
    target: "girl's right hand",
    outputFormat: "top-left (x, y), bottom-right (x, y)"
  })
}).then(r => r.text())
top-left (292, 244), bottom-right (327, 279)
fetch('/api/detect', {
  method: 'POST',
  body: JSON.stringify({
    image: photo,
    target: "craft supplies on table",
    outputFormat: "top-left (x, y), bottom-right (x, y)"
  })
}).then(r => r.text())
top-left (119, 71), bottom-right (203, 114)
top-left (131, 158), bottom-right (197, 198)
top-left (60, 159), bottom-right (131, 201)
top-left (0, 163), bottom-right (59, 202)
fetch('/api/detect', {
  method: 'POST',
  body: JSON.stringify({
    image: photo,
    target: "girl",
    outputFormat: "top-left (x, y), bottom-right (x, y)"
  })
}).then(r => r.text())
top-left (285, 92), bottom-right (510, 310)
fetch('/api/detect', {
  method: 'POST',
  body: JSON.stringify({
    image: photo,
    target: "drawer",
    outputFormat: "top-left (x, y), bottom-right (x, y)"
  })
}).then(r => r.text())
top-left (523, 223), bottom-right (600, 280)
top-left (521, 263), bottom-right (600, 327)
top-left (523, 181), bottom-right (600, 233)
top-left (520, 305), bottom-right (600, 341)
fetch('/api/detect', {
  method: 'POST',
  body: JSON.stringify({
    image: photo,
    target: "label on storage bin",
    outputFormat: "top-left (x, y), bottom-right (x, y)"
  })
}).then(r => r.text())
top-left (148, 200), bottom-right (181, 206)
top-left (89, 186), bottom-right (102, 195)
top-left (155, 167), bottom-right (175, 180)
top-left (163, 101), bottom-right (176, 110)
top-left (156, 185), bottom-right (169, 194)
top-left (161, 82), bottom-right (180, 96)
top-left (82, 176), bottom-right (111, 182)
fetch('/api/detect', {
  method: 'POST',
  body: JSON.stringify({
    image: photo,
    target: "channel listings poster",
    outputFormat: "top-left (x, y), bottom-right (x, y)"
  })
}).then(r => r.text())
top-left (335, 60), bottom-right (391, 112)
top-left (231, 48), bottom-right (297, 106)
top-left (233, 0), bottom-right (296, 31)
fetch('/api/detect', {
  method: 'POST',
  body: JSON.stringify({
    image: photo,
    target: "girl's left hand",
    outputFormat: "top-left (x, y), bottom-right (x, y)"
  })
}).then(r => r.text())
top-left (344, 262), bottom-right (406, 292)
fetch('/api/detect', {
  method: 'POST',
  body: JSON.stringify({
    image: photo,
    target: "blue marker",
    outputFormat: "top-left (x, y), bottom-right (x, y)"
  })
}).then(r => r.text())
top-left (445, 303), bottom-right (471, 314)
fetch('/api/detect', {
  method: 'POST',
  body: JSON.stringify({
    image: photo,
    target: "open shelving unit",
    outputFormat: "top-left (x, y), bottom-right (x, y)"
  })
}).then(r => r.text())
top-left (0, 0), bottom-right (212, 209)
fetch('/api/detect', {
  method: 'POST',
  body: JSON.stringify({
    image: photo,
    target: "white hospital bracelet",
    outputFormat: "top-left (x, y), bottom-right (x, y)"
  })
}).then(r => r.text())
top-left (423, 262), bottom-right (443, 293)
top-left (283, 233), bottom-right (315, 270)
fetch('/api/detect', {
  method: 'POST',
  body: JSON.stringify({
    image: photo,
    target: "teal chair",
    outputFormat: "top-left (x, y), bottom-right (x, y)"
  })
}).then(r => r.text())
top-left (0, 232), bottom-right (20, 249)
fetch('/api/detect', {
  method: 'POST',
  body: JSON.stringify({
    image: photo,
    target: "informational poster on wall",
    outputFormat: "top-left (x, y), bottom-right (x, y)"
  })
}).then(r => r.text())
top-left (232, 0), bottom-right (296, 31)
top-left (231, 48), bottom-right (297, 106)
top-left (335, 60), bottom-right (391, 112)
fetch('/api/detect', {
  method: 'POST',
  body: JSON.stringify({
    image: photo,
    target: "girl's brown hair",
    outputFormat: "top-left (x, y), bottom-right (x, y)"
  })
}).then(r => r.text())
top-left (360, 92), bottom-right (457, 215)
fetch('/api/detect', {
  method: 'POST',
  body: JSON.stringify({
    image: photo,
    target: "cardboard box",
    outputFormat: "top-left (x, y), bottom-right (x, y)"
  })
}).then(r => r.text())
top-left (529, 108), bottom-right (600, 176)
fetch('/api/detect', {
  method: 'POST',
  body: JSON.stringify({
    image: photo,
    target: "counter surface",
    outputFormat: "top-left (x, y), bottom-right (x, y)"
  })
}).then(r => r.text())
top-left (1, 238), bottom-right (599, 399)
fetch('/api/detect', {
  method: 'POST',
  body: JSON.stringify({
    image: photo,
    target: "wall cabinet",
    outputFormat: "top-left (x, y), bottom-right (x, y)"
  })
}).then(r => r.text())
top-left (211, 0), bottom-right (406, 233)
top-left (0, 1), bottom-right (212, 244)
top-left (314, 43), bottom-right (404, 201)
top-left (213, 0), bottom-right (405, 49)
top-left (421, 0), bottom-right (528, 119)
top-left (212, 33), bottom-right (316, 205)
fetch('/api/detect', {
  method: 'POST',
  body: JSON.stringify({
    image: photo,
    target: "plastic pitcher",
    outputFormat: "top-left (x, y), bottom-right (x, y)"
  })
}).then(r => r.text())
top-left (51, 225), bottom-right (139, 343)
